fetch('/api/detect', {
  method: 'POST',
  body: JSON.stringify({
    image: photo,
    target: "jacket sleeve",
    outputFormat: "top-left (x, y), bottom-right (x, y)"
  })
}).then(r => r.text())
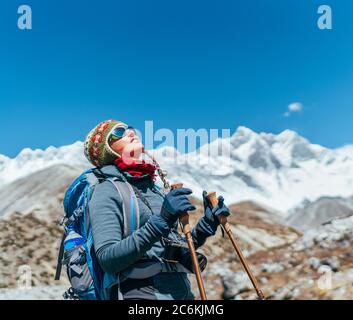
top-left (191, 217), bottom-right (217, 249)
top-left (88, 181), bottom-right (162, 275)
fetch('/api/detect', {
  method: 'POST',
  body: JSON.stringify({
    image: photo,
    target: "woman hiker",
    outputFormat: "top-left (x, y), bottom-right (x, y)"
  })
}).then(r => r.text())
top-left (84, 119), bottom-right (231, 300)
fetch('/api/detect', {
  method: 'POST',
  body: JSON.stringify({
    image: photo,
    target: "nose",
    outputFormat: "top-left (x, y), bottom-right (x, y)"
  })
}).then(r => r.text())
top-left (125, 129), bottom-right (136, 137)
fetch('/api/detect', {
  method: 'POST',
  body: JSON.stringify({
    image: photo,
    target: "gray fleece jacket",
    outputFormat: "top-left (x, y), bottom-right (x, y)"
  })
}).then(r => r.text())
top-left (88, 165), bottom-right (210, 276)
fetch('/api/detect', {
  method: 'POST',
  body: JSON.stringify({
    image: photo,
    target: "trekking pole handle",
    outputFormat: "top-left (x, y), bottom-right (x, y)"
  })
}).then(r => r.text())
top-left (207, 192), bottom-right (231, 232)
top-left (171, 183), bottom-right (207, 300)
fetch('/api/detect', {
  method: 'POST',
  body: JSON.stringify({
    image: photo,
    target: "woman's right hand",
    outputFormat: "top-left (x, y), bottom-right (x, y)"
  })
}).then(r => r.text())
top-left (149, 187), bottom-right (196, 237)
top-left (160, 188), bottom-right (196, 226)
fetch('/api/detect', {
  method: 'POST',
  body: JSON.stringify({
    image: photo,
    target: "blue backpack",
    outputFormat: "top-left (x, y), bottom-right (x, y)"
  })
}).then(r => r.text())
top-left (54, 168), bottom-right (140, 300)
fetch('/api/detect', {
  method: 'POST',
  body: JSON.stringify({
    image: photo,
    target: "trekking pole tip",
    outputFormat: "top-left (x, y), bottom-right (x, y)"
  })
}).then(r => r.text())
top-left (258, 290), bottom-right (266, 300)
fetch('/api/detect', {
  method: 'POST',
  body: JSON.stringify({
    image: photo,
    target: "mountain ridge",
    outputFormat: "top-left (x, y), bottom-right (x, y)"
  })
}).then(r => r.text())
top-left (0, 127), bottom-right (352, 214)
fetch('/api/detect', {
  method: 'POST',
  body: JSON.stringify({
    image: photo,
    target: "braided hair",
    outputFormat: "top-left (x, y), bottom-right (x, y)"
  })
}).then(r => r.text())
top-left (144, 150), bottom-right (170, 190)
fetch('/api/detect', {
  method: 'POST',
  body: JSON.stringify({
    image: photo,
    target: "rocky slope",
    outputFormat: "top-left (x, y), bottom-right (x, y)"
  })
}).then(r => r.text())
top-left (0, 164), bottom-right (82, 220)
top-left (0, 212), bottom-right (68, 290)
top-left (0, 165), bottom-right (78, 294)
top-left (0, 174), bottom-right (352, 300)
top-left (220, 215), bottom-right (353, 300)
top-left (287, 196), bottom-right (353, 230)
top-left (188, 200), bottom-right (301, 300)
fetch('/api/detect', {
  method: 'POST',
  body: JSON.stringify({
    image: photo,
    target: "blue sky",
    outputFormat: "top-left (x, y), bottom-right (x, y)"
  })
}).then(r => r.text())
top-left (0, 0), bottom-right (352, 157)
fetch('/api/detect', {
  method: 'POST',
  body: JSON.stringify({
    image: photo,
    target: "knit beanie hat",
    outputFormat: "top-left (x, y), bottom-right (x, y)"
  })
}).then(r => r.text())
top-left (84, 120), bottom-right (128, 167)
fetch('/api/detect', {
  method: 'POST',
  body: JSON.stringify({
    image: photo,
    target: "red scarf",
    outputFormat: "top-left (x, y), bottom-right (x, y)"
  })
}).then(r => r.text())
top-left (114, 157), bottom-right (157, 180)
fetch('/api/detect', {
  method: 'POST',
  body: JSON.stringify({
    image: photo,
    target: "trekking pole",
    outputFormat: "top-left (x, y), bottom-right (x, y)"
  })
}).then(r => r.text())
top-left (171, 183), bottom-right (207, 300)
top-left (207, 192), bottom-right (265, 300)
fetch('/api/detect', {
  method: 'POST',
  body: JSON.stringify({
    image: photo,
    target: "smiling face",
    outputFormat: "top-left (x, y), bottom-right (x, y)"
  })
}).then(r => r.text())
top-left (108, 126), bottom-right (144, 162)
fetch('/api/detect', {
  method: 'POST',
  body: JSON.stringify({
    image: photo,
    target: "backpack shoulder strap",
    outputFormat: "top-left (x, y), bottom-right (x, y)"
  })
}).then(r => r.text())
top-left (106, 178), bottom-right (140, 238)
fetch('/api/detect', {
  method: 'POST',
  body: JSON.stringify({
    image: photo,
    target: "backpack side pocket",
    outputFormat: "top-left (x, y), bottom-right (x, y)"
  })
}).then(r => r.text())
top-left (62, 232), bottom-right (94, 295)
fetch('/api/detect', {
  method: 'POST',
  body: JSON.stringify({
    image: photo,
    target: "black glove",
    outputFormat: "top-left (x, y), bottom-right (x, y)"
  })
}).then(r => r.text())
top-left (162, 237), bottom-right (207, 273)
top-left (179, 248), bottom-right (208, 273)
top-left (160, 188), bottom-right (196, 227)
top-left (192, 191), bottom-right (231, 246)
top-left (202, 191), bottom-right (230, 231)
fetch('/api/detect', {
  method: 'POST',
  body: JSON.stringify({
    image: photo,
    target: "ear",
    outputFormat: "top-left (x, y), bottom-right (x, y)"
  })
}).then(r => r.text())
top-left (107, 139), bottom-right (122, 158)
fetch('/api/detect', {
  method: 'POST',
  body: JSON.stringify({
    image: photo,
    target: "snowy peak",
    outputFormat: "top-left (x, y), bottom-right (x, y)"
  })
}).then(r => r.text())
top-left (0, 142), bottom-right (90, 186)
top-left (230, 126), bottom-right (258, 147)
top-left (336, 145), bottom-right (353, 159)
top-left (274, 129), bottom-right (304, 144)
top-left (229, 127), bottom-right (331, 171)
top-left (158, 127), bottom-right (353, 212)
top-left (229, 127), bottom-right (280, 171)
top-left (0, 127), bottom-right (352, 214)
top-left (0, 155), bottom-right (9, 171)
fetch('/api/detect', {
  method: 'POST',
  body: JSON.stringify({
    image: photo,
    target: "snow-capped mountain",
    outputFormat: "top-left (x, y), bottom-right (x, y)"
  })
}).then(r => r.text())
top-left (153, 127), bottom-right (353, 213)
top-left (0, 127), bottom-right (352, 215)
top-left (0, 142), bottom-right (90, 186)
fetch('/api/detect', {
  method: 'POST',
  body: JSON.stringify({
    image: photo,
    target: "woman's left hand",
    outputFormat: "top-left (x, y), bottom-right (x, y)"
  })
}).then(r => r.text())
top-left (202, 191), bottom-right (230, 227)
top-left (191, 191), bottom-right (231, 247)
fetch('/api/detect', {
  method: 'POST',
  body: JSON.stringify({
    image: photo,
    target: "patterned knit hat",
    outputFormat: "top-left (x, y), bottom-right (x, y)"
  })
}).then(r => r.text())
top-left (84, 120), bottom-right (128, 167)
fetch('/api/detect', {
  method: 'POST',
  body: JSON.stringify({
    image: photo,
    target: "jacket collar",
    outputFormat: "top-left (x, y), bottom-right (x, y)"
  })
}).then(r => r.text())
top-left (98, 165), bottom-right (154, 188)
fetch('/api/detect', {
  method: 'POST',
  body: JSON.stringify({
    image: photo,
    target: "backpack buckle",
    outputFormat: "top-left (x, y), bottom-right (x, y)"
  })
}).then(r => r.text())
top-left (60, 207), bottom-right (84, 227)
